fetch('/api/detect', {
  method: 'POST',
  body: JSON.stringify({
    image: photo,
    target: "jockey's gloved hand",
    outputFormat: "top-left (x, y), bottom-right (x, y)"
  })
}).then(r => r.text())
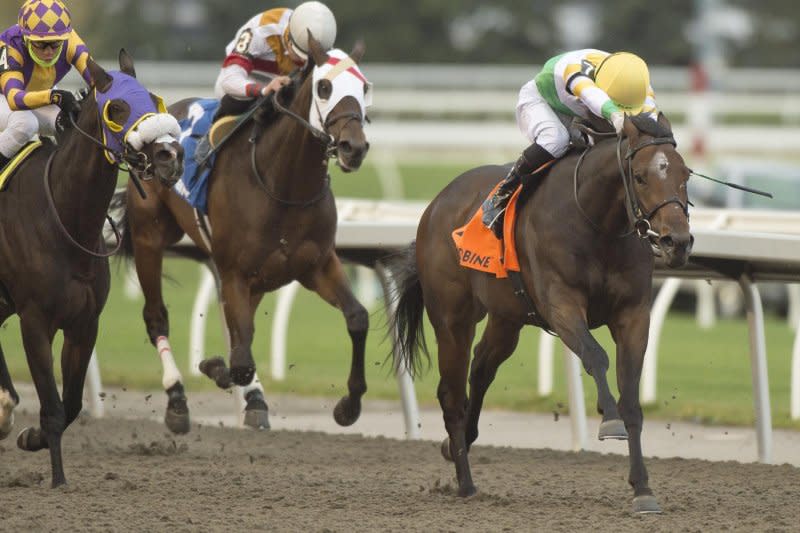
top-left (610, 111), bottom-right (625, 135)
top-left (50, 90), bottom-right (81, 120)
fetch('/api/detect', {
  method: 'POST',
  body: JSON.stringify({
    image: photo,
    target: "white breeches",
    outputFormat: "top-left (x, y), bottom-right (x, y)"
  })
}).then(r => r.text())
top-left (0, 96), bottom-right (59, 158)
top-left (515, 80), bottom-right (572, 158)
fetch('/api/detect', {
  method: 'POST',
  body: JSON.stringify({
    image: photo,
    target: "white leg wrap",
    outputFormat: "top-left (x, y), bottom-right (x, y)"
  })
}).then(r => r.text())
top-left (0, 388), bottom-right (14, 439)
top-left (241, 371), bottom-right (264, 397)
top-left (157, 336), bottom-right (183, 390)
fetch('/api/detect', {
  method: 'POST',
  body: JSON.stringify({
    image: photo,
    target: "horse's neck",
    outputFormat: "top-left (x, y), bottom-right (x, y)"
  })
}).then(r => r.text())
top-left (49, 108), bottom-right (117, 240)
top-left (254, 83), bottom-right (327, 200)
top-left (574, 139), bottom-right (630, 234)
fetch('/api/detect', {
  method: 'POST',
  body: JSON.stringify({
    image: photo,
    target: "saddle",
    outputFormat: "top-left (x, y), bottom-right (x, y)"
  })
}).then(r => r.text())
top-left (0, 141), bottom-right (43, 191)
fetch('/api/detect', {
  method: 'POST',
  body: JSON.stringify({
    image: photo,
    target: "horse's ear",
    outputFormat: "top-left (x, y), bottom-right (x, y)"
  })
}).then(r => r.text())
top-left (621, 114), bottom-right (640, 142)
top-left (118, 48), bottom-right (136, 78)
top-left (307, 30), bottom-right (329, 67)
top-left (350, 40), bottom-right (365, 64)
top-left (657, 112), bottom-right (672, 134)
top-left (88, 59), bottom-right (113, 93)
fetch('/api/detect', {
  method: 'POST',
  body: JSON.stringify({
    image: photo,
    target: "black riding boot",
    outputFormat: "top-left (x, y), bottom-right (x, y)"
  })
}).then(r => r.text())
top-left (481, 143), bottom-right (555, 238)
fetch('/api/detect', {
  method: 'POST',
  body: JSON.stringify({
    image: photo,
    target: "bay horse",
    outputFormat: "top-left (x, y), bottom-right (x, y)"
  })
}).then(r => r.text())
top-left (114, 37), bottom-right (371, 433)
top-left (0, 50), bottom-right (183, 487)
top-left (390, 113), bottom-right (692, 513)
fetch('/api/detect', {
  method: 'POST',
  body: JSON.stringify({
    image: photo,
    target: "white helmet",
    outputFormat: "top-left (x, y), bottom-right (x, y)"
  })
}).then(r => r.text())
top-left (287, 1), bottom-right (337, 60)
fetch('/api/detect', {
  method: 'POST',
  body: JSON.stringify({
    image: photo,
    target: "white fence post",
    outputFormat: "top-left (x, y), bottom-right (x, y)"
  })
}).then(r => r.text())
top-left (270, 281), bottom-right (301, 382)
top-left (538, 332), bottom-right (555, 397)
top-left (564, 346), bottom-right (587, 451)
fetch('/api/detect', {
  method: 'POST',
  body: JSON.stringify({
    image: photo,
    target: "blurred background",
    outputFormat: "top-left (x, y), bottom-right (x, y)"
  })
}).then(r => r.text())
top-left (1, 0), bottom-right (799, 427)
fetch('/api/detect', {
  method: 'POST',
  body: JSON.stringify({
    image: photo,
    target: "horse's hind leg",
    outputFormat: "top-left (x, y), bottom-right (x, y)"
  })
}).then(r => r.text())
top-left (610, 309), bottom-right (661, 514)
top-left (301, 252), bottom-right (368, 426)
top-left (464, 315), bottom-right (522, 449)
top-left (60, 321), bottom-right (99, 428)
top-left (16, 310), bottom-right (66, 487)
top-left (0, 342), bottom-right (19, 440)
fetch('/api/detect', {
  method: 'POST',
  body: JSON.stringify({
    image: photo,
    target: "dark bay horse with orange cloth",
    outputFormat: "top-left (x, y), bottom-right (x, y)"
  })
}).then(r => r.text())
top-left (391, 113), bottom-right (692, 513)
top-left (114, 37), bottom-right (371, 433)
top-left (0, 50), bottom-right (183, 487)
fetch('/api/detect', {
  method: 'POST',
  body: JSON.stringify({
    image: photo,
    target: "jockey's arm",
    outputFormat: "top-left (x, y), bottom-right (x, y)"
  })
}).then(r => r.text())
top-left (0, 46), bottom-right (49, 110)
top-left (218, 55), bottom-right (287, 98)
top-left (567, 72), bottom-right (620, 121)
top-left (66, 30), bottom-right (93, 86)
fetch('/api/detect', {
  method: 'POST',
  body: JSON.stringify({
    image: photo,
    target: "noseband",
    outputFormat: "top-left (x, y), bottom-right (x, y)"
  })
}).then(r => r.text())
top-left (574, 130), bottom-right (688, 241)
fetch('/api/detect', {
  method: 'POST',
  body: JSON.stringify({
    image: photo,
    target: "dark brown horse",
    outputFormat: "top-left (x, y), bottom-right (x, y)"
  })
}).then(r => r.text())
top-left (0, 50), bottom-right (183, 487)
top-left (114, 38), bottom-right (371, 432)
top-left (390, 113), bottom-right (692, 513)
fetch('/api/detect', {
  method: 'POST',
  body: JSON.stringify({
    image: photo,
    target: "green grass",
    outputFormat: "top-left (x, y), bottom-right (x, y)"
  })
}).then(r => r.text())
top-left (2, 161), bottom-right (799, 430)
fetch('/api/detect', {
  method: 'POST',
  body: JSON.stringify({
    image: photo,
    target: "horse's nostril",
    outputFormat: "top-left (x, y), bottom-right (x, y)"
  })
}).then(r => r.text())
top-left (659, 236), bottom-right (674, 250)
top-left (338, 141), bottom-right (353, 154)
top-left (155, 149), bottom-right (175, 163)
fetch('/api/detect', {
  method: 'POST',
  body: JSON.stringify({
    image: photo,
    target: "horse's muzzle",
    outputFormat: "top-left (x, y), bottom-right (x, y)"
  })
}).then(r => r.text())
top-left (659, 231), bottom-right (693, 268)
top-left (337, 139), bottom-right (369, 172)
top-left (153, 141), bottom-right (184, 186)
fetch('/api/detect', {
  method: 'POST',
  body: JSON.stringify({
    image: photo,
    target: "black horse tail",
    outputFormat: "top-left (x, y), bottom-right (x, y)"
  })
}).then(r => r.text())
top-left (386, 242), bottom-right (430, 378)
top-left (109, 188), bottom-right (135, 261)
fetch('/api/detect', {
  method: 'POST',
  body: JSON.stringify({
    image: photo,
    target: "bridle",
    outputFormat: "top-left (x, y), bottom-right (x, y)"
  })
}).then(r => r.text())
top-left (247, 77), bottom-right (364, 208)
top-left (574, 128), bottom-right (688, 243)
top-left (43, 101), bottom-right (165, 258)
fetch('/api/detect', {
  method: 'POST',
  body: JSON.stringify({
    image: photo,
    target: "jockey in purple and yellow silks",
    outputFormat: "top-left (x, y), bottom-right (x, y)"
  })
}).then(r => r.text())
top-left (482, 49), bottom-right (659, 237)
top-left (0, 0), bottom-right (90, 169)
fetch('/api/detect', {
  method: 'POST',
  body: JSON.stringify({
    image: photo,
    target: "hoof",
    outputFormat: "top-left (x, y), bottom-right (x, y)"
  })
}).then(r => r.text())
top-left (457, 484), bottom-right (477, 498)
top-left (51, 478), bottom-right (67, 489)
top-left (165, 383), bottom-right (191, 434)
top-left (440, 437), bottom-right (453, 462)
top-left (199, 357), bottom-right (233, 389)
top-left (17, 427), bottom-right (48, 452)
top-left (230, 365), bottom-right (255, 387)
top-left (633, 494), bottom-right (662, 514)
top-left (333, 395), bottom-right (361, 427)
top-left (243, 390), bottom-right (270, 430)
top-left (598, 419), bottom-right (628, 440)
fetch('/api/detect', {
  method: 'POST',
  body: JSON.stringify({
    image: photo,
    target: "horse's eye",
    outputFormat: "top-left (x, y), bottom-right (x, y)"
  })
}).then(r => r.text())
top-left (634, 173), bottom-right (646, 185)
top-left (316, 79), bottom-right (332, 100)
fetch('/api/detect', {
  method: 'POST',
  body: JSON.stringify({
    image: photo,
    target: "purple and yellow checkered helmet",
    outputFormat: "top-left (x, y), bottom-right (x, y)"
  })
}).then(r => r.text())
top-left (18, 0), bottom-right (72, 41)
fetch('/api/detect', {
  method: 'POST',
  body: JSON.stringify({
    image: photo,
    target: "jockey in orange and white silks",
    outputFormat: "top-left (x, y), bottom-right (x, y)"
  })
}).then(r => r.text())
top-left (213, 1), bottom-right (336, 108)
top-left (0, 0), bottom-right (90, 168)
top-left (482, 49), bottom-right (658, 236)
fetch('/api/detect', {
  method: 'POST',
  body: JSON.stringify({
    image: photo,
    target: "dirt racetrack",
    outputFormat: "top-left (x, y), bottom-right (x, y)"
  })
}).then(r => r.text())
top-left (1, 412), bottom-right (799, 532)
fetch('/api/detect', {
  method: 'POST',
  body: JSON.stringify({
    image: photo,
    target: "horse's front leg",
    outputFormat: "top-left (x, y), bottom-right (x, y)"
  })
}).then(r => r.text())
top-left (16, 309), bottom-right (66, 487)
top-left (546, 288), bottom-right (626, 440)
top-left (301, 251), bottom-right (368, 426)
top-left (609, 307), bottom-right (661, 514)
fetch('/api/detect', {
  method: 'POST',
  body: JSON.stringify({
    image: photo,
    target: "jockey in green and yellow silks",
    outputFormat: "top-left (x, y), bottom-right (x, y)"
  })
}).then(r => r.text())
top-left (483, 49), bottom-right (659, 237)
top-left (0, 0), bottom-right (91, 169)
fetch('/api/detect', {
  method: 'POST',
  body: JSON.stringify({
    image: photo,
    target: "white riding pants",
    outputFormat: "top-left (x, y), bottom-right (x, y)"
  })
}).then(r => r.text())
top-left (515, 80), bottom-right (573, 158)
top-left (0, 96), bottom-right (59, 158)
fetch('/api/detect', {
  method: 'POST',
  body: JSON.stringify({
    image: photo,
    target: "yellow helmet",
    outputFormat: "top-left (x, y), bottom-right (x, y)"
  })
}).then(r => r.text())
top-left (594, 52), bottom-right (649, 115)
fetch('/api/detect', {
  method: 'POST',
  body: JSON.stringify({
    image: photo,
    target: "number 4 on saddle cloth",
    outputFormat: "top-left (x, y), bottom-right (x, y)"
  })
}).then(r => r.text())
top-left (173, 98), bottom-right (226, 214)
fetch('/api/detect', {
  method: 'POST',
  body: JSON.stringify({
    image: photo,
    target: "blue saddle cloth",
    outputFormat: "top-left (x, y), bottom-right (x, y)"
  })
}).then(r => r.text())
top-left (173, 98), bottom-right (220, 214)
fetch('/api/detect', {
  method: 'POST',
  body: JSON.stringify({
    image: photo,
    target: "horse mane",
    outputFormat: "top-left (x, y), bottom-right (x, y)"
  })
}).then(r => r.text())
top-left (628, 112), bottom-right (672, 139)
top-left (253, 63), bottom-right (313, 126)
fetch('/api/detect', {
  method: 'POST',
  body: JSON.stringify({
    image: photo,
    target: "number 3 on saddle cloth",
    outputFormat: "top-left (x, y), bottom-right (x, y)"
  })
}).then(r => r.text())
top-left (451, 182), bottom-right (522, 279)
top-left (173, 98), bottom-right (221, 214)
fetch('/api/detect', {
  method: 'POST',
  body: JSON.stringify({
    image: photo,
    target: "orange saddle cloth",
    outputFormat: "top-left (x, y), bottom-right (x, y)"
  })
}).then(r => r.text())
top-left (451, 183), bottom-right (522, 279)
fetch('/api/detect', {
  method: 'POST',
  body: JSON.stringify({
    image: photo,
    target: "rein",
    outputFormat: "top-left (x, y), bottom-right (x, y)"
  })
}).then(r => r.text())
top-left (244, 89), bottom-right (342, 208)
top-left (42, 151), bottom-right (122, 258)
top-left (573, 127), bottom-right (687, 240)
